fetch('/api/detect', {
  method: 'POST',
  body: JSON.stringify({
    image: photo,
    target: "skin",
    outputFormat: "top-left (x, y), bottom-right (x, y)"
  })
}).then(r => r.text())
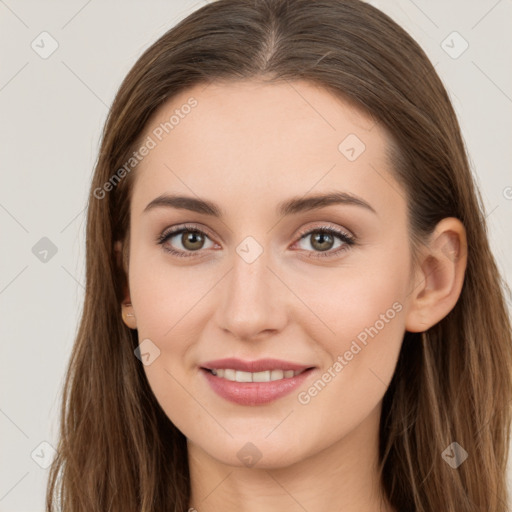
top-left (116, 79), bottom-right (467, 512)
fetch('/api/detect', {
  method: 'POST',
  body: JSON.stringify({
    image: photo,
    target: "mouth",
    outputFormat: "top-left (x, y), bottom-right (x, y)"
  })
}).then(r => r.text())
top-left (200, 358), bottom-right (316, 405)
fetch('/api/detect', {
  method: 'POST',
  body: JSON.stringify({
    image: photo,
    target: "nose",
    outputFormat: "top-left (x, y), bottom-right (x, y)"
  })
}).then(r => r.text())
top-left (214, 243), bottom-right (289, 341)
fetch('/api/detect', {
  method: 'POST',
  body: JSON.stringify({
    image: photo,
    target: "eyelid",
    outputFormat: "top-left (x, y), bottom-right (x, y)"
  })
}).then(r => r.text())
top-left (295, 222), bottom-right (354, 241)
top-left (157, 222), bottom-right (217, 243)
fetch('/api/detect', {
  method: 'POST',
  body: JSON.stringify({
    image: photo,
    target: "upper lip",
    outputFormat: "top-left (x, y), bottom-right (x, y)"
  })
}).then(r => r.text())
top-left (201, 358), bottom-right (314, 373)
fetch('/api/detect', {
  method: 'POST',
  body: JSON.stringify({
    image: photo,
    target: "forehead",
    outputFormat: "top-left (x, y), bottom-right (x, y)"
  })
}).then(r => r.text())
top-left (130, 79), bottom-right (402, 223)
top-left (144, 79), bottom-right (378, 151)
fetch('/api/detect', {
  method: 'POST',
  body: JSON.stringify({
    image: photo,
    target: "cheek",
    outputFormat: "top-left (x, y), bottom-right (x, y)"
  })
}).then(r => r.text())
top-left (299, 255), bottom-right (407, 346)
top-left (128, 249), bottom-right (214, 339)
top-left (296, 255), bottom-right (407, 406)
top-left (128, 256), bottom-right (213, 428)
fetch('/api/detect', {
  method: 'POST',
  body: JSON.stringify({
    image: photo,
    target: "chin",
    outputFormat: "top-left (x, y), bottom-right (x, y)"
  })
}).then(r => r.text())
top-left (189, 433), bottom-right (313, 470)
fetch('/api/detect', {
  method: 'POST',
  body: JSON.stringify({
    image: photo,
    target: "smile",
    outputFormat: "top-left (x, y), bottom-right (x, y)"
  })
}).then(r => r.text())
top-left (208, 368), bottom-right (307, 382)
top-left (201, 366), bottom-right (316, 406)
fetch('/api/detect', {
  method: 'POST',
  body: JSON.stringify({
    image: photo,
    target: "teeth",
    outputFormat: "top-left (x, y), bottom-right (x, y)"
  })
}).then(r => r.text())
top-left (253, 370), bottom-right (270, 382)
top-left (270, 369), bottom-right (284, 380)
top-left (209, 368), bottom-right (305, 382)
top-left (236, 370), bottom-right (252, 382)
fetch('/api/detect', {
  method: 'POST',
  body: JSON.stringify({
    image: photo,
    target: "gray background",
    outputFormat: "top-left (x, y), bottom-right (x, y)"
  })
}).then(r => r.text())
top-left (1, 0), bottom-right (511, 510)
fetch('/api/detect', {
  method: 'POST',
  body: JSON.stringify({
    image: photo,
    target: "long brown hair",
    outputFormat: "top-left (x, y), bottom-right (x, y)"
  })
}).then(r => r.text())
top-left (46, 0), bottom-right (512, 510)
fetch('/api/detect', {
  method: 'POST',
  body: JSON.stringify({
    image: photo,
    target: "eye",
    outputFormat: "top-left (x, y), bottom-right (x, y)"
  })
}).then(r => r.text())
top-left (156, 224), bottom-right (216, 258)
top-left (292, 225), bottom-right (356, 259)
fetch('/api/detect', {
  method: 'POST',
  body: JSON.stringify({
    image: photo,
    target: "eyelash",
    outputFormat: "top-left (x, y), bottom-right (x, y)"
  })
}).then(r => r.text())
top-left (156, 223), bottom-right (356, 260)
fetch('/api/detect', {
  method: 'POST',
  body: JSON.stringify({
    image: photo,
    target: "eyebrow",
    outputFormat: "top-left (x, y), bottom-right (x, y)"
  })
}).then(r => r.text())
top-left (143, 191), bottom-right (377, 217)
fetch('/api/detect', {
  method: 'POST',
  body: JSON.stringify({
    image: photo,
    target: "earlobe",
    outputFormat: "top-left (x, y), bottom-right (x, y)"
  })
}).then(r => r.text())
top-left (121, 302), bottom-right (137, 329)
top-left (405, 218), bottom-right (467, 333)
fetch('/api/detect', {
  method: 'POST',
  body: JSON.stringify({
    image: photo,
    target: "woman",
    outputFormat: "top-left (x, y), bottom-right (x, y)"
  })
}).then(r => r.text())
top-left (46, 0), bottom-right (512, 511)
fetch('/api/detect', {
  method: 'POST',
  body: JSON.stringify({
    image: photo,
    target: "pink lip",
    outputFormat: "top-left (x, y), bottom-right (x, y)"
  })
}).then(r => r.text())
top-left (200, 358), bottom-right (316, 406)
top-left (201, 357), bottom-right (313, 373)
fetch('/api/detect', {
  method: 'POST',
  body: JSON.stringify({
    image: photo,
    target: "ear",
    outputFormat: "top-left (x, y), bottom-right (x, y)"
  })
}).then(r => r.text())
top-left (405, 217), bottom-right (468, 332)
top-left (114, 240), bottom-right (137, 330)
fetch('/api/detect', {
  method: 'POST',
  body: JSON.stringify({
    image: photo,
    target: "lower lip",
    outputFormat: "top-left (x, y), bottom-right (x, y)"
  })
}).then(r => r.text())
top-left (201, 368), bottom-right (314, 405)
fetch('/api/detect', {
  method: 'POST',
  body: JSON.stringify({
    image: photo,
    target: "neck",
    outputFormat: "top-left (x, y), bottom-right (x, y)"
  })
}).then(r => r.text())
top-left (187, 402), bottom-right (395, 512)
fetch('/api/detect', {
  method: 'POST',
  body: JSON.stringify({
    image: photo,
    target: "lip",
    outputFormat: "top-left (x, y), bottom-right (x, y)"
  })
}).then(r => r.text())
top-left (201, 357), bottom-right (313, 373)
top-left (200, 358), bottom-right (316, 406)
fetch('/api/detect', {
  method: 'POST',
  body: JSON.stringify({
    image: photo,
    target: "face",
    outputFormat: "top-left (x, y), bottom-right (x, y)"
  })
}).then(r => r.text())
top-left (124, 79), bottom-right (415, 468)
